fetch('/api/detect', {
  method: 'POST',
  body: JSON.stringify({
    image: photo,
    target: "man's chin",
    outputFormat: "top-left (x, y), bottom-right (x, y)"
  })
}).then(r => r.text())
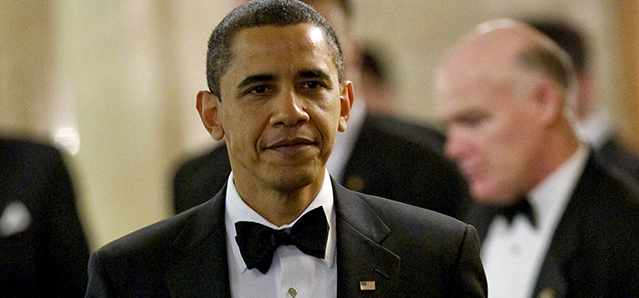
top-left (470, 184), bottom-right (503, 205)
top-left (268, 174), bottom-right (315, 192)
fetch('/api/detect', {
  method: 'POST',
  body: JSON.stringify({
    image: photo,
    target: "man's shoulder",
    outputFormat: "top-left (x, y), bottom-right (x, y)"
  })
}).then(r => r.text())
top-left (356, 115), bottom-right (454, 169)
top-left (564, 155), bottom-right (639, 238)
top-left (580, 154), bottom-right (639, 203)
top-left (353, 115), bottom-right (451, 165)
top-left (96, 198), bottom-right (223, 260)
top-left (335, 184), bottom-right (469, 236)
top-left (1, 136), bottom-right (64, 163)
top-left (361, 192), bottom-right (468, 231)
top-left (362, 114), bottom-right (446, 154)
top-left (597, 137), bottom-right (639, 182)
top-left (96, 211), bottom-right (189, 257)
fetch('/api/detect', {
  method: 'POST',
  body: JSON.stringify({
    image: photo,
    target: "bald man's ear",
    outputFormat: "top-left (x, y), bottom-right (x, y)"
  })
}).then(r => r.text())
top-left (574, 71), bottom-right (594, 121)
top-left (338, 81), bottom-right (354, 132)
top-left (534, 78), bottom-right (564, 126)
top-left (196, 90), bottom-right (225, 140)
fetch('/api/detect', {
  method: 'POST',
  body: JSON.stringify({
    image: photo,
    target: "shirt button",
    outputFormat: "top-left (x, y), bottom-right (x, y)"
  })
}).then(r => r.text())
top-left (287, 287), bottom-right (297, 298)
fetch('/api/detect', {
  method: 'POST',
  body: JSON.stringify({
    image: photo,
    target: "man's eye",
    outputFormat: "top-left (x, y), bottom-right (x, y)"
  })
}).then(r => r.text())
top-left (251, 86), bottom-right (268, 94)
top-left (459, 115), bottom-right (485, 127)
top-left (302, 81), bottom-right (321, 89)
top-left (252, 86), bottom-right (266, 93)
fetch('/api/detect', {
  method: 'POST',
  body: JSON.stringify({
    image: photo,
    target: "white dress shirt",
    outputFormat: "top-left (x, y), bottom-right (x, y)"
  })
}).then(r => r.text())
top-left (225, 169), bottom-right (337, 298)
top-left (482, 144), bottom-right (589, 298)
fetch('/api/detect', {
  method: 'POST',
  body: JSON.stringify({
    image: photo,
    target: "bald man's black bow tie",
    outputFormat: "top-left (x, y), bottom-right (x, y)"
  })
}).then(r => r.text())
top-left (235, 206), bottom-right (328, 274)
top-left (496, 198), bottom-right (537, 228)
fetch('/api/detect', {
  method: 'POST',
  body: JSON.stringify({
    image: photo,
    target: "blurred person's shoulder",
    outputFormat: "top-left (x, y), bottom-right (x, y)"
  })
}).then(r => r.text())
top-left (365, 114), bottom-right (446, 154)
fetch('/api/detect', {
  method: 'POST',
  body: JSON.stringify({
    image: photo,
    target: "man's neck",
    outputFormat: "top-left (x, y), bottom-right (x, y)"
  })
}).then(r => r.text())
top-left (527, 132), bottom-right (582, 195)
top-left (233, 174), bottom-right (325, 227)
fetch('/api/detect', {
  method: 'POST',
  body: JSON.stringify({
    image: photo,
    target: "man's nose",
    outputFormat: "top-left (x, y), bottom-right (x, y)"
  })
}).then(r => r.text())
top-left (270, 89), bottom-right (310, 127)
top-left (444, 129), bottom-right (468, 161)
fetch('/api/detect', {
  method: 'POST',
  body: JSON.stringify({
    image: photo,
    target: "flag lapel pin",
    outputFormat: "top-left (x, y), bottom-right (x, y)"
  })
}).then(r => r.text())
top-left (360, 281), bottom-right (376, 291)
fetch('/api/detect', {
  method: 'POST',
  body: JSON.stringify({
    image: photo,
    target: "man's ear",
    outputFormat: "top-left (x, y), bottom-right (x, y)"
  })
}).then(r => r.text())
top-left (533, 78), bottom-right (563, 126)
top-left (196, 90), bottom-right (225, 140)
top-left (574, 71), bottom-right (594, 121)
top-left (338, 80), bottom-right (354, 132)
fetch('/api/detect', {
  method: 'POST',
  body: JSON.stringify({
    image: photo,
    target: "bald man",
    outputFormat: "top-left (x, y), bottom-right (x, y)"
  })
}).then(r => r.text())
top-left (435, 19), bottom-right (639, 298)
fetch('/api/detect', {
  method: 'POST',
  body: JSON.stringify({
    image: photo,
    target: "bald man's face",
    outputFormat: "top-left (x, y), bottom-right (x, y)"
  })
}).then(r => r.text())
top-left (435, 28), bottom-right (551, 205)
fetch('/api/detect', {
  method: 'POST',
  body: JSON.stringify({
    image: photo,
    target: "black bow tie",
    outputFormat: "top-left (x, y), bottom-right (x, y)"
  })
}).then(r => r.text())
top-left (235, 206), bottom-right (329, 274)
top-left (495, 197), bottom-right (537, 228)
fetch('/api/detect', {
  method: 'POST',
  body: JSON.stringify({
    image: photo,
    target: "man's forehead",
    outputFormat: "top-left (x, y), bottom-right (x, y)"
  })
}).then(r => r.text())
top-left (437, 72), bottom-right (508, 114)
top-left (223, 24), bottom-right (336, 80)
top-left (234, 23), bottom-right (324, 44)
top-left (228, 24), bottom-right (329, 63)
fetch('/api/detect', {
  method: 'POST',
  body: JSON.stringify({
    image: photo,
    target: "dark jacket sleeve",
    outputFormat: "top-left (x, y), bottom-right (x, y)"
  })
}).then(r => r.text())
top-left (448, 224), bottom-right (487, 297)
top-left (46, 147), bottom-right (91, 297)
top-left (85, 251), bottom-right (116, 298)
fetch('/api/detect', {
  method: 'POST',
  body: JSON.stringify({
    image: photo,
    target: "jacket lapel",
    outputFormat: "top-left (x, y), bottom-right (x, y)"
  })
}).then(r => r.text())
top-left (532, 155), bottom-right (603, 298)
top-left (333, 181), bottom-right (401, 297)
top-left (532, 209), bottom-right (576, 298)
top-left (166, 188), bottom-right (231, 298)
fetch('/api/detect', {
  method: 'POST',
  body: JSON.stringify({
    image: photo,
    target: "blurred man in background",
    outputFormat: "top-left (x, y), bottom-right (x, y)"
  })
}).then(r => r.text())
top-left (436, 19), bottom-right (639, 297)
top-left (529, 19), bottom-right (639, 181)
top-left (173, 0), bottom-right (470, 218)
top-left (358, 42), bottom-right (448, 154)
top-left (0, 137), bottom-right (90, 297)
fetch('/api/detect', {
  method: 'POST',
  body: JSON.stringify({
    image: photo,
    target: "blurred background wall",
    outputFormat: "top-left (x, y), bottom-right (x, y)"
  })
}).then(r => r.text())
top-left (1, 0), bottom-right (637, 250)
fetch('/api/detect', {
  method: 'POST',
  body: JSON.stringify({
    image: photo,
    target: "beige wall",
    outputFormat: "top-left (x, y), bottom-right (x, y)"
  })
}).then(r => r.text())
top-left (0, 2), bottom-right (56, 138)
top-left (1, 0), bottom-right (635, 250)
top-left (352, 0), bottom-right (620, 126)
top-left (617, 0), bottom-right (639, 153)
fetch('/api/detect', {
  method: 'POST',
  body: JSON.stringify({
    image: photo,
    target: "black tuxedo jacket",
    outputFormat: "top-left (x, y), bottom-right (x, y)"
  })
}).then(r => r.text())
top-left (596, 135), bottom-right (639, 182)
top-left (0, 137), bottom-right (90, 298)
top-left (173, 114), bottom-right (469, 218)
top-left (86, 181), bottom-right (487, 297)
top-left (465, 154), bottom-right (639, 297)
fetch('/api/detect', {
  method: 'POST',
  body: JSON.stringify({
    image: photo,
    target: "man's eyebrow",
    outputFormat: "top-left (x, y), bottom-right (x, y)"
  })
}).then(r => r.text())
top-left (237, 74), bottom-right (275, 89)
top-left (299, 70), bottom-right (331, 81)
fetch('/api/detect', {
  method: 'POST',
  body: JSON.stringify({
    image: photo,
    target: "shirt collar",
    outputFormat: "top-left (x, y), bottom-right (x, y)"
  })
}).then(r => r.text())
top-left (225, 169), bottom-right (336, 272)
top-left (575, 109), bottom-right (614, 149)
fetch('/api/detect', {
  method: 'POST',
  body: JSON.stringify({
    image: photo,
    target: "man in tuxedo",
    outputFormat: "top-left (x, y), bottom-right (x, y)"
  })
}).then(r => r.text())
top-left (0, 137), bottom-right (90, 297)
top-left (173, 0), bottom-right (469, 219)
top-left (435, 19), bottom-right (639, 297)
top-left (85, 1), bottom-right (487, 297)
top-left (529, 20), bottom-right (639, 182)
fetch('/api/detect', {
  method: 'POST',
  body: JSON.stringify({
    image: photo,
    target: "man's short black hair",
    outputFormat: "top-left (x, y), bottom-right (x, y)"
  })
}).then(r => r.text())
top-left (206, 0), bottom-right (344, 99)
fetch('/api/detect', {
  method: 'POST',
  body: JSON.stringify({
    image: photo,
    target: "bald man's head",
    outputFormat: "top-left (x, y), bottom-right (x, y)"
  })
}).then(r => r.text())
top-left (434, 19), bottom-right (581, 204)
top-left (439, 19), bottom-right (575, 96)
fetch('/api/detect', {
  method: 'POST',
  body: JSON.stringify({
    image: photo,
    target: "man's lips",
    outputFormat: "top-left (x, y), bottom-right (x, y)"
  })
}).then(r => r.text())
top-left (264, 137), bottom-right (317, 150)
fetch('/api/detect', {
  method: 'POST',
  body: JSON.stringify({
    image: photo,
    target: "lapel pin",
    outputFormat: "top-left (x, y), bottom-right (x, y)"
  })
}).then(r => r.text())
top-left (538, 288), bottom-right (556, 298)
top-left (360, 281), bottom-right (376, 291)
